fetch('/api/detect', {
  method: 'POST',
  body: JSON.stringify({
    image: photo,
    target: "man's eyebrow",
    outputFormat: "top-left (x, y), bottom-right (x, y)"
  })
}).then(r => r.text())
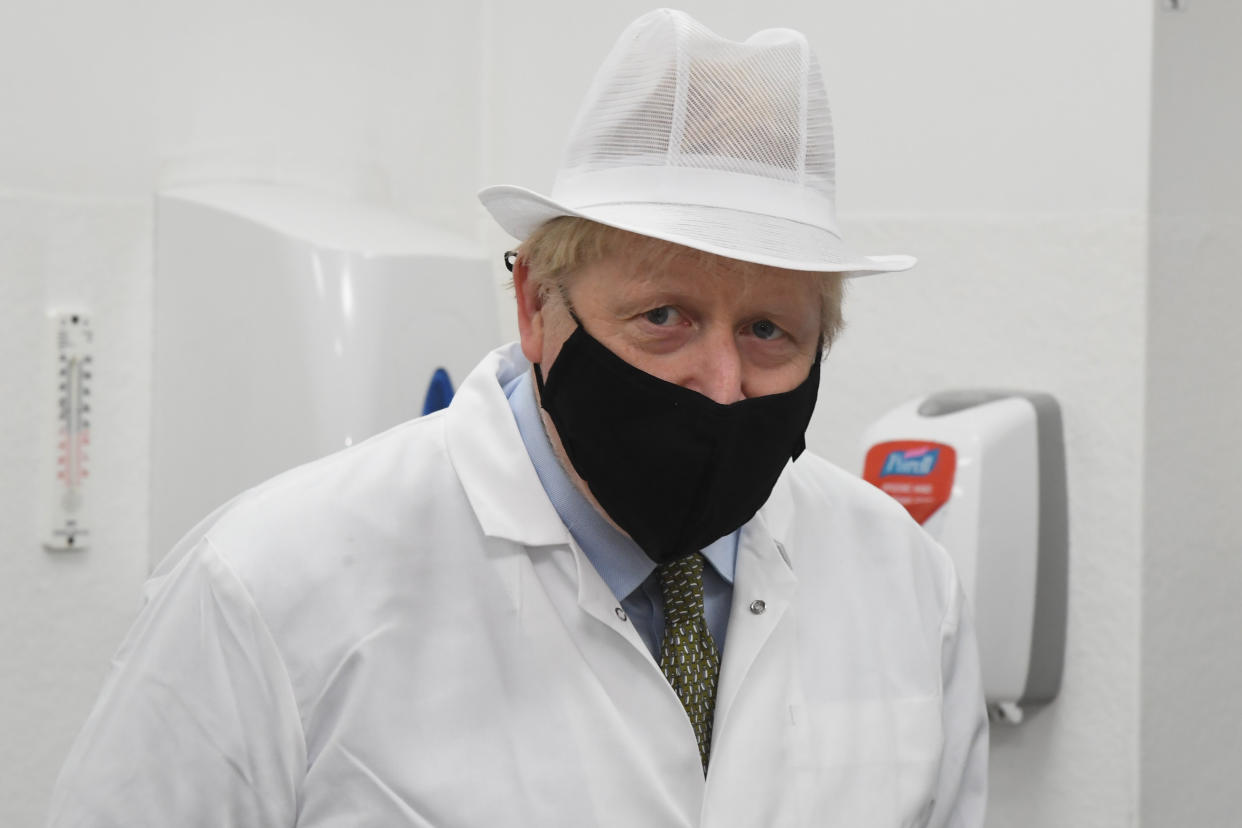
top-left (609, 285), bottom-right (694, 313)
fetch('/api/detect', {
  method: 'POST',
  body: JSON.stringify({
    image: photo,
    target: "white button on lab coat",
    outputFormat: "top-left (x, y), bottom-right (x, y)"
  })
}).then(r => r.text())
top-left (48, 343), bottom-right (987, 827)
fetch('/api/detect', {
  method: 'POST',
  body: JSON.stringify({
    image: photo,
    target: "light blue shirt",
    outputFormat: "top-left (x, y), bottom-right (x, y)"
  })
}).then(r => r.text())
top-left (504, 370), bottom-right (736, 659)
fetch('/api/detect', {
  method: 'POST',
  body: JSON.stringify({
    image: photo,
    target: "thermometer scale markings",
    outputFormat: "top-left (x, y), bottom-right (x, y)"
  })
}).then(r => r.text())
top-left (47, 312), bottom-right (92, 550)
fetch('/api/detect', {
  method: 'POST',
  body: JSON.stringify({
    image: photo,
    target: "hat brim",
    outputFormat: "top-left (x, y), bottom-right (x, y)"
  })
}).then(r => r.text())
top-left (478, 184), bottom-right (915, 278)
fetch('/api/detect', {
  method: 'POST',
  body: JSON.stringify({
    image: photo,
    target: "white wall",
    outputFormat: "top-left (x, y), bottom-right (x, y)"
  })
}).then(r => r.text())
top-left (1144, 4), bottom-right (1242, 826)
top-left (0, 0), bottom-right (487, 224)
top-left (1, 0), bottom-right (1168, 825)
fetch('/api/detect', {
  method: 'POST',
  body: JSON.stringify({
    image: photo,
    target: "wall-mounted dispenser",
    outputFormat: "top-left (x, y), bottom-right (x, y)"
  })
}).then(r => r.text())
top-left (151, 184), bottom-right (500, 567)
top-left (860, 391), bottom-right (1068, 723)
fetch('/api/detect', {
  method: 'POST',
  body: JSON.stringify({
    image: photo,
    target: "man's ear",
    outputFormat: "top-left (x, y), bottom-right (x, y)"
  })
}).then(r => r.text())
top-left (513, 256), bottom-right (545, 365)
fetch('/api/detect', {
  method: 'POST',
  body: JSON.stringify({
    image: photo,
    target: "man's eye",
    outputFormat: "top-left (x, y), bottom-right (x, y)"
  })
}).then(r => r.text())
top-left (751, 319), bottom-right (782, 340)
top-left (643, 306), bottom-right (677, 325)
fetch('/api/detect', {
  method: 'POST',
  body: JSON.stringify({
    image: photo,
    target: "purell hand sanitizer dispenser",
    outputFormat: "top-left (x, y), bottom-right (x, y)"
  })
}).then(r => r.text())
top-left (860, 391), bottom-right (1068, 723)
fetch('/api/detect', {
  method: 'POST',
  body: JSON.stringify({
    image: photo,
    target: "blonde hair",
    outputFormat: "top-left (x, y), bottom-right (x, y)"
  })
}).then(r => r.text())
top-left (517, 217), bottom-right (846, 351)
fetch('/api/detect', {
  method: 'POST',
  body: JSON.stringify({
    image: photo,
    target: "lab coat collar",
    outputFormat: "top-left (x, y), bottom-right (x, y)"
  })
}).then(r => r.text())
top-left (445, 344), bottom-right (573, 547)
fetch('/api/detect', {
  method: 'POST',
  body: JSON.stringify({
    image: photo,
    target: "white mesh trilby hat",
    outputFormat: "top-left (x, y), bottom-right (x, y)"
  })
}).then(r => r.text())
top-left (479, 8), bottom-right (915, 277)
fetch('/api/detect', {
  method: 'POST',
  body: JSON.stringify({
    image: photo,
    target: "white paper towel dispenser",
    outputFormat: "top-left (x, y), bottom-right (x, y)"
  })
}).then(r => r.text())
top-left (861, 390), bottom-right (1068, 723)
top-left (151, 184), bottom-right (500, 567)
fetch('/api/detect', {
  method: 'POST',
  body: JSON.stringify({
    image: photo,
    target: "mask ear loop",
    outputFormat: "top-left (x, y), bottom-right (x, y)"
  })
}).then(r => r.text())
top-left (524, 264), bottom-right (585, 395)
top-left (534, 358), bottom-right (549, 397)
top-left (553, 283), bottom-right (583, 328)
top-left (534, 288), bottom-right (586, 396)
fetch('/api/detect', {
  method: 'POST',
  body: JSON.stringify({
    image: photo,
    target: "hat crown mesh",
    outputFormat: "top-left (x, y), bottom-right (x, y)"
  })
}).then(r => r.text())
top-left (475, 9), bottom-right (914, 275)
top-left (559, 10), bottom-right (835, 203)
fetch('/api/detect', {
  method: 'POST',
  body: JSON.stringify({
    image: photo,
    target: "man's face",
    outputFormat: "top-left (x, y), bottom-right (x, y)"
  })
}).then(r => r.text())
top-left (517, 243), bottom-right (823, 404)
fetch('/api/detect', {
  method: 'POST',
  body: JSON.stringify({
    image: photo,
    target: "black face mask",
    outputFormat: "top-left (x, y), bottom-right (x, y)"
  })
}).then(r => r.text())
top-left (534, 320), bottom-right (821, 565)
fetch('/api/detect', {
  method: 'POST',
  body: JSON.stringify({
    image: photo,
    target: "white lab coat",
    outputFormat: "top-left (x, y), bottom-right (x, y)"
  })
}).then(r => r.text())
top-left (49, 343), bottom-right (987, 828)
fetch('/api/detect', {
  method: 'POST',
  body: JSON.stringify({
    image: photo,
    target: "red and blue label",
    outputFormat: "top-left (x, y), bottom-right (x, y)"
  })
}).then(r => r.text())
top-left (862, 440), bottom-right (956, 525)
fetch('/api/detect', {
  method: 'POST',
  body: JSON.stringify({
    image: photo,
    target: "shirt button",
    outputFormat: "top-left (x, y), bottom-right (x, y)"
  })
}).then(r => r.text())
top-left (749, 599), bottom-right (766, 615)
top-left (615, 607), bottom-right (628, 622)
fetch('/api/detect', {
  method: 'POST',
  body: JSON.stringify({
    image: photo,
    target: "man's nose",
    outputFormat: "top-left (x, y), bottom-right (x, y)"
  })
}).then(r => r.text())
top-left (686, 335), bottom-right (746, 405)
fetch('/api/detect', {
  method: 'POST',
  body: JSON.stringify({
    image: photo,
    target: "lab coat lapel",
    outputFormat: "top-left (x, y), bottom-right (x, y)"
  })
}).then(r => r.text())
top-left (712, 509), bottom-right (798, 736)
top-left (701, 495), bottom-right (810, 825)
top-left (444, 345), bottom-right (568, 547)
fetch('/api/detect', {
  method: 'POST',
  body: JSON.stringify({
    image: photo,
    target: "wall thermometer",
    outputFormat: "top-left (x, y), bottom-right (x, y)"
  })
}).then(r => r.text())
top-left (46, 311), bottom-right (93, 550)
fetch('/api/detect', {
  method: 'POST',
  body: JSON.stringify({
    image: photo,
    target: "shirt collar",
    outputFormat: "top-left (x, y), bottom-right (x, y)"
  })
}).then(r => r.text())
top-left (505, 370), bottom-right (736, 599)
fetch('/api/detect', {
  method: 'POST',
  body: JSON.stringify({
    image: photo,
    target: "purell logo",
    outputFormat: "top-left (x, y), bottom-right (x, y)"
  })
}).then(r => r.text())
top-left (880, 447), bottom-right (940, 477)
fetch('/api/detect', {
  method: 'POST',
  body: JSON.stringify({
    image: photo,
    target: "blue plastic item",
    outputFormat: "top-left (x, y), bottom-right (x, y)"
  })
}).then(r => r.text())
top-left (421, 367), bottom-right (455, 416)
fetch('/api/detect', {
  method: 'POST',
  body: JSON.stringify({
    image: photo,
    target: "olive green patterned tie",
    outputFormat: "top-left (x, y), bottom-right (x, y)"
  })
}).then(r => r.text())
top-left (658, 553), bottom-right (720, 775)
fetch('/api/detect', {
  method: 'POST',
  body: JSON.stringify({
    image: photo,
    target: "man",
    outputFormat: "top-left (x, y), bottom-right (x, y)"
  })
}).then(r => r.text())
top-left (50, 9), bottom-right (987, 827)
